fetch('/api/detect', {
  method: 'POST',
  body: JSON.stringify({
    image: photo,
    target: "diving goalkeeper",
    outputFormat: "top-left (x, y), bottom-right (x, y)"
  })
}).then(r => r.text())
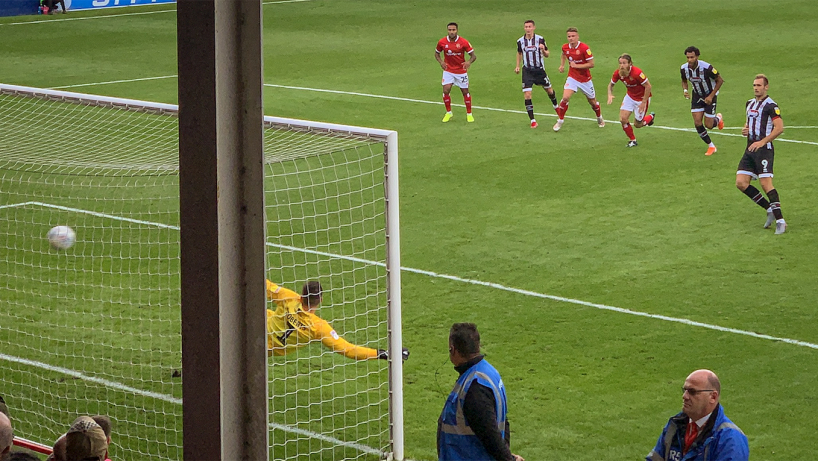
top-left (266, 280), bottom-right (409, 361)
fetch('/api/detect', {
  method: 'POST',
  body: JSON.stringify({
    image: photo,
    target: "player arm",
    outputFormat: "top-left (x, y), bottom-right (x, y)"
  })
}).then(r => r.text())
top-left (515, 51), bottom-right (522, 73)
top-left (761, 116), bottom-right (785, 144)
top-left (709, 73), bottom-right (725, 99)
top-left (314, 318), bottom-right (379, 360)
top-left (463, 49), bottom-right (476, 70)
top-left (573, 56), bottom-right (594, 69)
top-left (435, 49), bottom-right (446, 70)
top-left (559, 52), bottom-right (566, 72)
top-left (539, 40), bottom-right (550, 58)
top-left (640, 79), bottom-right (652, 109)
top-left (680, 70), bottom-right (690, 97)
top-left (606, 79), bottom-right (616, 104)
top-left (266, 280), bottom-right (300, 302)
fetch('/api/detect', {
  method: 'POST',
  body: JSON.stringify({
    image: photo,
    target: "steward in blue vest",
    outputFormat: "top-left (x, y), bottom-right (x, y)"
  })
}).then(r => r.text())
top-left (437, 323), bottom-right (524, 461)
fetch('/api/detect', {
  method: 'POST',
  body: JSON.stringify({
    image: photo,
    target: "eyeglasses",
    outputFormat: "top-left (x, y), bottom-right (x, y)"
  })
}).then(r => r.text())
top-left (682, 387), bottom-right (715, 396)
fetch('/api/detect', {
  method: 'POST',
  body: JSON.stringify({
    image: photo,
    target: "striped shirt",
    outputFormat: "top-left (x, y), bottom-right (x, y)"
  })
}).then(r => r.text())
top-left (680, 60), bottom-right (720, 98)
top-left (517, 34), bottom-right (547, 69)
top-left (746, 96), bottom-right (781, 148)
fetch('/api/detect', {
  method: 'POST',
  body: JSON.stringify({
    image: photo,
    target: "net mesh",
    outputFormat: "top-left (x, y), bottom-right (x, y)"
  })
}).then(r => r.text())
top-left (0, 85), bottom-right (393, 461)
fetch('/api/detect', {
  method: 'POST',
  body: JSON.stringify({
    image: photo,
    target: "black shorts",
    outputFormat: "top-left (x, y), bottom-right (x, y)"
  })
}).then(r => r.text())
top-left (522, 67), bottom-right (552, 90)
top-left (737, 144), bottom-right (775, 178)
top-left (690, 94), bottom-right (717, 115)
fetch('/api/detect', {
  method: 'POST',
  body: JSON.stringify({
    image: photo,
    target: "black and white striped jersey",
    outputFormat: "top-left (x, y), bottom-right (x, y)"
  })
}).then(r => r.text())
top-left (517, 34), bottom-right (547, 69)
top-left (746, 96), bottom-right (781, 148)
top-left (680, 60), bottom-right (720, 97)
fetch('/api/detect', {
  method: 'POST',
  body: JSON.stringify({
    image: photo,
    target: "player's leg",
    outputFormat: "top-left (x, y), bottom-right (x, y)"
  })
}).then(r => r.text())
top-left (523, 88), bottom-right (536, 127)
top-left (545, 87), bottom-right (558, 110)
top-left (736, 153), bottom-right (772, 228)
top-left (692, 108), bottom-right (716, 155)
top-left (634, 97), bottom-right (653, 127)
top-left (556, 78), bottom-right (578, 127)
top-left (441, 76), bottom-right (454, 122)
top-left (538, 70), bottom-right (559, 109)
top-left (705, 98), bottom-right (722, 129)
top-left (588, 97), bottom-right (604, 127)
top-left (459, 84), bottom-right (473, 122)
top-left (579, 81), bottom-right (603, 127)
top-left (620, 109), bottom-right (637, 146)
top-left (521, 69), bottom-right (536, 127)
top-left (758, 151), bottom-right (784, 232)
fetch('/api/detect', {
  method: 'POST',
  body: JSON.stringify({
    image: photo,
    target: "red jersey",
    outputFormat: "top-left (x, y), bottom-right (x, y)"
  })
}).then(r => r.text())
top-left (562, 41), bottom-right (593, 83)
top-left (611, 65), bottom-right (650, 101)
top-left (436, 36), bottom-right (474, 75)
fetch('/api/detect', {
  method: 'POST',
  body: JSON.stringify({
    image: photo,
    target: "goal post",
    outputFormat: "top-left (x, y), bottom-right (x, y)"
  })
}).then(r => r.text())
top-left (0, 83), bottom-right (404, 461)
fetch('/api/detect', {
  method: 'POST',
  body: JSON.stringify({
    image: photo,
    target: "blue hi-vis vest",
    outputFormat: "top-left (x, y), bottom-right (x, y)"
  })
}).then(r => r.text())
top-left (437, 359), bottom-right (508, 461)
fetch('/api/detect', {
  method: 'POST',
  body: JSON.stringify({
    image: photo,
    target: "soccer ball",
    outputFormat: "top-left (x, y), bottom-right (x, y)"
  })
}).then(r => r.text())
top-left (47, 225), bottom-right (76, 250)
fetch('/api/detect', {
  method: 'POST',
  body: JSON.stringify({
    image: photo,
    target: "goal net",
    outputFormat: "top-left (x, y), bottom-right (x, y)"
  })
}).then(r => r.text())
top-left (0, 83), bottom-right (402, 461)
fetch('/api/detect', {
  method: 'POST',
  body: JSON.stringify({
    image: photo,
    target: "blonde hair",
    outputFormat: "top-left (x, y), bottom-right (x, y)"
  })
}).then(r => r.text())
top-left (566, 27), bottom-right (578, 33)
top-left (618, 54), bottom-right (632, 64)
top-left (754, 74), bottom-right (769, 85)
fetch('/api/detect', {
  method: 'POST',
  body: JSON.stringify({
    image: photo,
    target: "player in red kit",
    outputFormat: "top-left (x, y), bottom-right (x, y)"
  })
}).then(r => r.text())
top-left (435, 22), bottom-right (476, 123)
top-left (554, 27), bottom-right (604, 132)
top-left (607, 54), bottom-right (655, 147)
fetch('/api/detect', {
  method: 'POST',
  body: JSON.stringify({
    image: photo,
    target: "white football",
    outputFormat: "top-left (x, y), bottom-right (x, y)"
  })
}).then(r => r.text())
top-left (47, 225), bottom-right (76, 250)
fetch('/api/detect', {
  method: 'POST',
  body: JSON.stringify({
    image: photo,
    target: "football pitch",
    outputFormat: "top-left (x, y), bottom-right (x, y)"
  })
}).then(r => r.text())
top-left (2, 1), bottom-right (818, 460)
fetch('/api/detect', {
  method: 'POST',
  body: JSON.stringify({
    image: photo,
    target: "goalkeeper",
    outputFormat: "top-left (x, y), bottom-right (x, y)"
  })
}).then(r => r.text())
top-left (266, 279), bottom-right (409, 361)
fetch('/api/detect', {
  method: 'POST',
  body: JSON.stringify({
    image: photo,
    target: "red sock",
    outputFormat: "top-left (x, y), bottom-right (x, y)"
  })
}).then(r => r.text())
top-left (642, 113), bottom-right (654, 125)
top-left (557, 101), bottom-right (569, 119)
top-left (592, 102), bottom-right (602, 117)
top-left (623, 123), bottom-right (635, 140)
top-left (463, 93), bottom-right (472, 114)
top-left (443, 94), bottom-right (452, 112)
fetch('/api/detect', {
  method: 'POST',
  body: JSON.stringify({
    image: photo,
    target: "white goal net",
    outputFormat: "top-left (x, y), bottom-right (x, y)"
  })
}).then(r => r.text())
top-left (0, 83), bottom-right (402, 461)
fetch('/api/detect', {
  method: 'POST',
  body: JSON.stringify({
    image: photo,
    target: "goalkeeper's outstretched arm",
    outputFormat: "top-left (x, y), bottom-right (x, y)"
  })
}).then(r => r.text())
top-left (314, 317), bottom-right (409, 361)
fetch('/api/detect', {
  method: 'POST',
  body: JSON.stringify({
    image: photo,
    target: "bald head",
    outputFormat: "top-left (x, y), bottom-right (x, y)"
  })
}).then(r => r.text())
top-left (683, 369), bottom-right (721, 421)
top-left (688, 369), bottom-right (721, 394)
top-left (0, 412), bottom-right (12, 458)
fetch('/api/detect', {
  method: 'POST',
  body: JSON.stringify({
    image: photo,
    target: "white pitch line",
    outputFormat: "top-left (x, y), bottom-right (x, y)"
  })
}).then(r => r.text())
top-left (10, 201), bottom-right (816, 350)
top-left (0, 352), bottom-right (383, 456)
top-left (0, 352), bottom-right (182, 404)
top-left (263, 83), bottom-right (818, 146)
top-left (268, 423), bottom-right (383, 455)
top-left (52, 75), bottom-right (177, 90)
top-left (0, 0), bottom-right (311, 27)
top-left (20, 72), bottom-right (818, 141)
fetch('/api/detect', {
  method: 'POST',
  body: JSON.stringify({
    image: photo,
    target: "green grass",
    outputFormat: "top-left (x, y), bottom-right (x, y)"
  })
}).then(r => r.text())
top-left (2, 1), bottom-right (818, 460)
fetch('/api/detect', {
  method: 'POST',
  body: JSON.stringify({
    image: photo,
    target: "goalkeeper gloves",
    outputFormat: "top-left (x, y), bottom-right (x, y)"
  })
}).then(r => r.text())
top-left (377, 347), bottom-right (410, 361)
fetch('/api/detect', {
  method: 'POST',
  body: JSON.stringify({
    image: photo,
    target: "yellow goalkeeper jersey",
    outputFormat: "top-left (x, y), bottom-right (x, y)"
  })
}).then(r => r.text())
top-left (265, 280), bottom-right (379, 360)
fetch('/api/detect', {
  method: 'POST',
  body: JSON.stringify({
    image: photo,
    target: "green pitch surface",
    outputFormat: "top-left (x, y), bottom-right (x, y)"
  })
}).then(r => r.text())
top-left (2, 1), bottom-right (818, 460)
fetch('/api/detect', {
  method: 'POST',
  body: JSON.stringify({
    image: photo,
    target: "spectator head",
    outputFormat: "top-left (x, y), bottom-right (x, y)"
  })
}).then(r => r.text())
top-left (90, 416), bottom-right (111, 445)
top-left (64, 417), bottom-right (107, 461)
top-left (47, 435), bottom-right (66, 461)
top-left (0, 412), bottom-right (13, 461)
top-left (0, 396), bottom-right (9, 418)
top-left (8, 452), bottom-right (40, 461)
